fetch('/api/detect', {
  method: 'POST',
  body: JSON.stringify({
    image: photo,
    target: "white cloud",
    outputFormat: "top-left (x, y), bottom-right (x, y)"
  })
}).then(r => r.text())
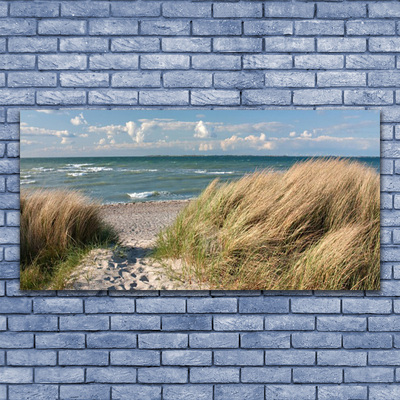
top-left (36, 110), bottom-right (55, 114)
top-left (21, 125), bottom-right (73, 138)
top-left (70, 113), bottom-right (87, 126)
top-left (61, 137), bottom-right (73, 145)
top-left (194, 120), bottom-right (214, 139)
top-left (289, 131), bottom-right (296, 137)
top-left (221, 133), bottom-right (274, 152)
top-left (214, 122), bottom-right (293, 135)
top-left (300, 130), bottom-right (312, 138)
top-left (199, 143), bottom-right (214, 152)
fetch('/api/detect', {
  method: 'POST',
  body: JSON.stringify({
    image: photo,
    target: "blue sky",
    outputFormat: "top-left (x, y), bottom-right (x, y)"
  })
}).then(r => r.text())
top-left (21, 109), bottom-right (380, 158)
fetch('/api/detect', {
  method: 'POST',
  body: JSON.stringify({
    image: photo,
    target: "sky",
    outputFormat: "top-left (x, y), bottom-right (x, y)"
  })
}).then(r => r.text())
top-left (20, 109), bottom-right (380, 158)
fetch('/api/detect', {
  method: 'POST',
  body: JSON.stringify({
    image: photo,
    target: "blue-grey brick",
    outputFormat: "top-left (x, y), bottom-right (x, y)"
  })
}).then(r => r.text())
top-left (347, 20), bottom-right (395, 36)
top-left (265, 315), bottom-right (314, 331)
top-left (293, 367), bottom-right (342, 383)
top-left (38, 54), bottom-right (86, 70)
top-left (162, 38), bottom-right (211, 53)
top-left (318, 72), bottom-right (366, 87)
top-left (87, 332), bottom-right (136, 349)
top-left (87, 367), bottom-right (136, 383)
top-left (265, 385), bottom-right (315, 400)
top-left (0, 193), bottom-right (19, 208)
top-left (317, 3), bottom-right (366, 19)
top-left (214, 38), bottom-right (262, 53)
top-left (0, 316), bottom-right (5, 330)
top-left (11, 2), bottom-right (59, 17)
top-left (112, 38), bottom-right (159, 53)
top-left (9, 385), bottom-right (58, 400)
top-left (139, 333), bottom-right (187, 349)
top-left (60, 38), bottom-right (108, 53)
top-left (294, 89), bottom-right (342, 105)
top-left (60, 315), bottom-right (109, 331)
top-left (35, 367), bottom-right (84, 383)
top-left (0, 74), bottom-right (4, 87)
top-left (394, 229), bottom-right (400, 243)
top-left (369, 3), bottom-right (400, 18)
top-left (8, 72), bottom-right (56, 88)
top-left (141, 20), bottom-right (189, 36)
top-left (60, 385), bottom-right (110, 400)
top-left (112, 385), bottom-right (161, 400)
top-left (0, 368), bottom-right (32, 383)
top-left (371, 386), bottom-right (400, 400)
top-left (8, 315), bottom-right (57, 331)
top-left (0, 19), bottom-right (36, 36)
top-left (242, 367), bottom-right (291, 383)
top-left (381, 126), bottom-right (394, 141)
top-left (214, 3), bottom-right (262, 18)
top-left (381, 263), bottom-right (393, 279)
top-left (215, 385), bottom-right (264, 400)
top-left (6, 143), bottom-right (19, 158)
top-left (193, 20), bottom-right (241, 36)
top-left (214, 315), bottom-right (263, 331)
top-left (9, 37), bottom-right (57, 53)
top-left (369, 316), bottom-right (400, 331)
top-left (162, 350), bottom-right (211, 365)
top-left (190, 367), bottom-right (239, 383)
top-left (215, 72), bottom-right (264, 89)
top-left (242, 89), bottom-right (291, 105)
top-left (59, 350), bottom-right (109, 366)
top-left (296, 20), bottom-right (344, 35)
top-left (317, 316), bottom-right (366, 332)
top-left (141, 54), bottom-right (189, 70)
top-left (163, 71), bottom-right (211, 88)
top-left (39, 19), bottom-right (85, 35)
top-left (0, 55), bottom-right (35, 70)
top-left (244, 21), bottom-right (292, 36)
top-left (62, 2), bottom-right (110, 17)
top-left (89, 89), bottom-right (138, 105)
top-left (371, 71), bottom-right (400, 87)
top-left (163, 385), bottom-right (212, 400)
top-left (190, 332), bottom-right (238, 348)
top-left (265, 2), bottom-right (314, 18)
top-left (264, 37), bottom-right (314, 52)
top-left (239, 297), bottom-right (289, 313)
top-left (241, 332), bottom-right (290, 349)
top-left (345, 367), bottom-right (393, 383)
top-left (215, 350), bottom-right (263, 366)
top-left (292, 298), bottom-right (340, 313)
top-left (318, 38), bottom-right (366, 53)
top-left (110, 350), bottom-right (159, 366)
top-left (369, 350), bottom-right (400, 366)
top-left (7, 349), bottom-right (56, 366)
top-left (191, 90), bottom-right (239, 106)
top-left (85, 298), bottom-right (135, 313)
top-left (37, 90), bottom-right (86, 105)
top-left (346, 55), bottom-right (395, 70)
top-left (163, 2), bottom-right (210, 18)
top-left (342, 299), bottom-right (392, 314)
top-left (370, 38), bottom-right (400, 53)
top-left (295, 55), bottom-right (344, 69)
top-left (318, 385), bottom-right (367, 400)
top-left (192, 55), bottom-right (241, 70)
top-left (0, 124), bottom-right (19, 139)
top-left (162, 315), bottom-right (211, 331)
top-left (293, 332), bottom-right (341, 349)
top-left (382, 176), bottom-right (400, 191)
top-left (343, 333), bottom-right (392, 349)
top-left (36, 333), bottom-right (84, 349)
top-left (138, 367), bottom-right (187, 383)
top-left (0, 297), bottom-right (31, 313)
top-left (187, 298), bottom-right (237, 313)
top-left (111, 315), bottom-right (160, 330)
top-left (90, 54), bottom-right (138, 70)
top-left (265, 350), bottom-right (315, 365)
top-left (0, 262), bottom-right (19, 278)
top-left (0, 2), bottom-right (6, 17)
top-left (60, 72), bottom-right (109, 88)
top-left (265, 72), bottom-right (314, 88)
top-left (89, 19), bottom-right (138, 35)
top-left (140, 90), bottom-right (189, 105)
top-left (318, 350), bottom-right (366, 366)
top-left (34, 298), bottom-right (83, 314)
top-left (0, 333), bottom-right (33, 348)
top-left (345, 89), bottom-right (393, 105)
top-left (112, 2), bottom-right (160, 17)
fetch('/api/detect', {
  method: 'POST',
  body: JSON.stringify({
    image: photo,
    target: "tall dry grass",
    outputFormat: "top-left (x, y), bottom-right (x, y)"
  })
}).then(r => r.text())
top-left (155, 159), bottom-right (380, 290)
top-left (20, 189), bottom-right (114, 289)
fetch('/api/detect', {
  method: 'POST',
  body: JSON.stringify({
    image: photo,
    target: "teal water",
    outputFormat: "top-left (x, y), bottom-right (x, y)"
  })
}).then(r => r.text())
top-left (20, 156), bottom-right (380, 204)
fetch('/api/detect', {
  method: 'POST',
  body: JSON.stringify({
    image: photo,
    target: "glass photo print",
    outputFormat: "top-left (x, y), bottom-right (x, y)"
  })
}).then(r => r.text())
top-left (20, 110), bottom-right (380, 291)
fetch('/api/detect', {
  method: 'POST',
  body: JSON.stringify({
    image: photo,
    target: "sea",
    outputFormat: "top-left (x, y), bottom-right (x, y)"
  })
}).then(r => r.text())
top-left (20, 156), bottom-right (380, 205)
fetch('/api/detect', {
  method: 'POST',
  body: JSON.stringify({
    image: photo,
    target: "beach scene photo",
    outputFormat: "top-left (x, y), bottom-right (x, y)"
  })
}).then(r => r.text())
top-left (20, 110), bottom-right (380, 291)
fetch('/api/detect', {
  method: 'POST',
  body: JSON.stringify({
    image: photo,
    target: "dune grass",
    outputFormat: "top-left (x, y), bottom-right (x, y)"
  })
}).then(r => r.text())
top-left (154, 159), bottom-right (380, 290)
top-left (20, 189), bottom-right (115, 290)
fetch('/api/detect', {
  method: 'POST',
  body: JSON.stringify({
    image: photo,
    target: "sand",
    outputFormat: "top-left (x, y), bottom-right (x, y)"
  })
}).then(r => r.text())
top-left (66, 200), bottom-right (206, 290)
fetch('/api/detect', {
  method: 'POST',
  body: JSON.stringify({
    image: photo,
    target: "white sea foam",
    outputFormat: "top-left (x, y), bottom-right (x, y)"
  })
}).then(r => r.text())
top-left (127, 191), bottom-right (171, 199)
top-left (21, 180), bottom-right (36, 185)
top-left (193, 170), bottom-right (235, 175)
top-left (67, 172), bottom-right (86, 177)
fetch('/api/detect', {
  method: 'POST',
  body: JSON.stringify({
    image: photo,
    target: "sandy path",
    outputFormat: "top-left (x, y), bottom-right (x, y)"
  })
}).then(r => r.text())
top-left (66, 200), bottom-right (203, 290)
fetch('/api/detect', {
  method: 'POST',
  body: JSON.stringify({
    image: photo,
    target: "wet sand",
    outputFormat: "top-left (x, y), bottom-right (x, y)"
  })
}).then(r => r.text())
top-left (66, 200), bottom-right (205, 290)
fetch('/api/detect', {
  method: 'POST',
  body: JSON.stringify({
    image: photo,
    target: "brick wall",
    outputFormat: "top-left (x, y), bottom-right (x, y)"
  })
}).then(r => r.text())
top-left (0, 1), bottom-right (399, 399)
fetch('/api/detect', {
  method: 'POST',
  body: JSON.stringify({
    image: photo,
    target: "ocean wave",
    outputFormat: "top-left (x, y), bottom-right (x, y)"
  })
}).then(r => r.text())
top-left (21, 180), bottom-right (36, 185)
top-left (193, 170), bottom-right (235, 175)
top-left (117, 168), bottom-right (158, 173)
top-left (31, 167), bottom-right (55, 172)
top-left (127, 191), bottom-right (170, 199)
top-left (65, 163), bottom-right (93, 168)
top-left (67, 172), bottom-right (86, 177)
